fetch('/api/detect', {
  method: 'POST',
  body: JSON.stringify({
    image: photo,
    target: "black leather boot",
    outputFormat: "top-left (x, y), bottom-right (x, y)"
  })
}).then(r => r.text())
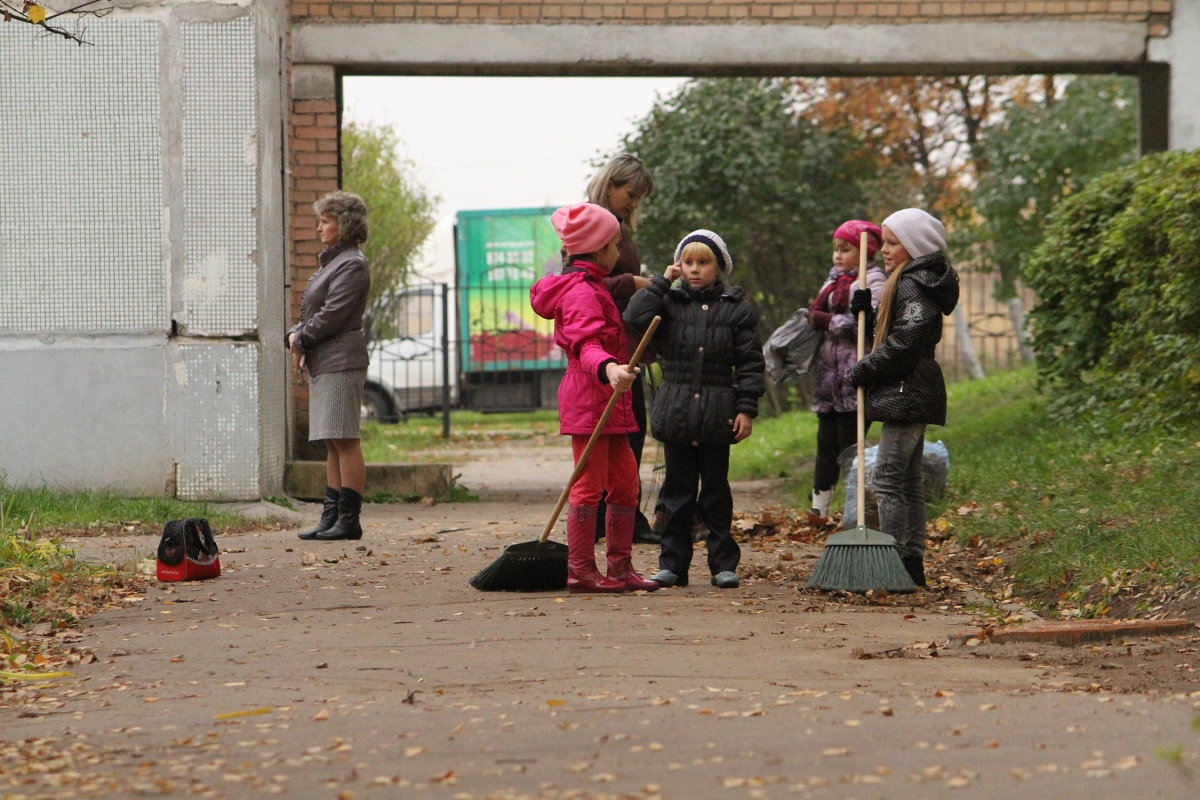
top-left (631, 510), bottom-right (661, 545)
top-left (902, 555), bottom-right (926, 587)
top-left (297, 486), bottom-right (340, 540)
top-left (314, 487), bottom-right (363, 541)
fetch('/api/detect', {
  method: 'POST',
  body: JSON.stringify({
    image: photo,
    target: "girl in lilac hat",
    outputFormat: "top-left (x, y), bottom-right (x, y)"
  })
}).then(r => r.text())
top-left (805, 220), bottom-right (887, 519)
top-left (530, 203), bottom-right (660, 593)
top-left (849, 208), bottom-right (960, 587)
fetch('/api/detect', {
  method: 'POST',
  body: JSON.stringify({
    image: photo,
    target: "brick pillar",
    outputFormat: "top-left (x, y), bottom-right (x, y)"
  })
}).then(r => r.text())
top-left (289, 63), bottom-right (341, 460)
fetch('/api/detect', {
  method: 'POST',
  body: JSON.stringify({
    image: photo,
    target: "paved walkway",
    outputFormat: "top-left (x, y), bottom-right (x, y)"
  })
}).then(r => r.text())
top-left (4, 441), bottom-right (1198, 799)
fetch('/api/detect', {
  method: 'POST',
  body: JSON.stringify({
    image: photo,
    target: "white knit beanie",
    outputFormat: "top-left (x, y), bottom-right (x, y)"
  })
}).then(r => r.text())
top-left (881, 208), bottom-right (946, 259)
top-left (674, 229), bottom-right (734, 278)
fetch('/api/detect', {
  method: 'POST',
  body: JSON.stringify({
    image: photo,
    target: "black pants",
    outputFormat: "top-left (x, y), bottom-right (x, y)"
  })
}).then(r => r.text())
top-left (814, 410), bottom-right (859, 492)
top-left (597, 375), bottom-right (652, 535)
top-left (657, 440), bottom-right (740, 580)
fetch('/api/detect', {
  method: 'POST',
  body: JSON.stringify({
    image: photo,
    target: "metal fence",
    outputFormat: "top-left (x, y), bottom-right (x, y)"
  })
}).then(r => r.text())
top-left (366, 272), bottom-right (1035, 428)
top-left (937, 269), bottom-right (1035, 381)
top-left (362, 281), bottom-right (566, 430)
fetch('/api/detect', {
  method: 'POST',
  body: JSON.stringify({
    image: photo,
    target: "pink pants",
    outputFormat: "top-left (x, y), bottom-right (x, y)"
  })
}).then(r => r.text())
top-left (568, 434), bottom-right (639, 508)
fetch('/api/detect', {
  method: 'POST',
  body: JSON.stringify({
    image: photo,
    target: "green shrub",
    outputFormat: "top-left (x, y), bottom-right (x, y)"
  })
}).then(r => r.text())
top-left (1025, 150), bottom-right (1200, 428)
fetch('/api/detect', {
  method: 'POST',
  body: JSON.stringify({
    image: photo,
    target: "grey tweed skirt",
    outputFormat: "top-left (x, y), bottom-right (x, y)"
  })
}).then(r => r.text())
top-left (308, 368), bottom-right (367, 441)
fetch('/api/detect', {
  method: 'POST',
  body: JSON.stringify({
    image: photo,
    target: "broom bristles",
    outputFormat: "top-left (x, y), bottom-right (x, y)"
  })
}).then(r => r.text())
top-left (469, 539), bottom-right (568, 592)
top-left (805, 526), bottom-right (917, 594)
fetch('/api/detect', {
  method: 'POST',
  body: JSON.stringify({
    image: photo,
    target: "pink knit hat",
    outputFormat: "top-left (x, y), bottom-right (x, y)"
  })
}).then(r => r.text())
top-left (833, 220), bottom-right (883, 257)
top-left (551, 203), bottom-right (620, 256)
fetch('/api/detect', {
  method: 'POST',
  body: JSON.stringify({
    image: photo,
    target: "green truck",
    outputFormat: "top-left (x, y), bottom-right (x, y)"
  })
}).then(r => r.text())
top-left (363, 206), bottom-right (570, 419)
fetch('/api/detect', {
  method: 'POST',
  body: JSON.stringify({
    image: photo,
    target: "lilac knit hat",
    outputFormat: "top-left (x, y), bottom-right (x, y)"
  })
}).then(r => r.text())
top-left (551, 203), bottom-right (620, 256)
top-left (881, 208), bottom-right (946, 259)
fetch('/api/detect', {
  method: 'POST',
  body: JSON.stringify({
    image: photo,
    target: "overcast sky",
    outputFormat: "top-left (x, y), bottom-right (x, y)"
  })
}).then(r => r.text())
top-left (342, 76), bottom-right (688, 276)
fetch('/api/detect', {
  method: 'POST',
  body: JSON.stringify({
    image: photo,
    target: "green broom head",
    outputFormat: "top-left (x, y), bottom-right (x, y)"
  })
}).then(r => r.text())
top-left (469, 539), bottom-right (569, 592)
top-left (805, 525), bottom-right (917, 594)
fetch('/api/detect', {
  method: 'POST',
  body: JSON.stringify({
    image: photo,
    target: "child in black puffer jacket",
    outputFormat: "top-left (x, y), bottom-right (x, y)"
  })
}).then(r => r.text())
top-left (624, 230), bottom-right (765, 589)
top-left (850, 208), bottom-right (960, 587)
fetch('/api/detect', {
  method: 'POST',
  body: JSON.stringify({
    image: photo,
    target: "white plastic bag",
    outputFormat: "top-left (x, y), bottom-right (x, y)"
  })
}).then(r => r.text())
top-left (763, 308), bottom-right (822, 383)
top-left (841, 439), bottom-right (950, 528)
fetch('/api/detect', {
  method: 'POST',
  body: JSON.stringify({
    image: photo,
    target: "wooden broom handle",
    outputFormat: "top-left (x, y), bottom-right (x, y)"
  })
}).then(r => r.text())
top-left (856, 231), bottom-right (869, 526)
top-left (540, 315), bottom-right (662, 542)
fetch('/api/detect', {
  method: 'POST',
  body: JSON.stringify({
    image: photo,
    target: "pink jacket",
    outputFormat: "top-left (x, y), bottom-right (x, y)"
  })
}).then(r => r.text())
top-left (530, 261), bottom-right (638, 436)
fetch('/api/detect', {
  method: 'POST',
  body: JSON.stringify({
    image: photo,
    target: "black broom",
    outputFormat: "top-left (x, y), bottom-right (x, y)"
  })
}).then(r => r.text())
top-left (805, 233), bottom-right (916, 594)
top-left (470, 316), bottom-right (661, 591)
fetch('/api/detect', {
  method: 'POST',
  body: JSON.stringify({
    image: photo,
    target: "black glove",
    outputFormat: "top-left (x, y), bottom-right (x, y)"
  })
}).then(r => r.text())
top-left (849, 289), bottom-right (876, 343)
top-left (806, 310), bottom-right (832, 331)
top-left (849, 288), bottom-right (873, 316)
top-left (851, 360), bottom-right (868, 388)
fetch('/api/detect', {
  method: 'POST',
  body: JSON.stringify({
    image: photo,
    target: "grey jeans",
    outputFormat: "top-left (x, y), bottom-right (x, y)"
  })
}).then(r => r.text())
top-left (873, 420), bottom-right (926, 559)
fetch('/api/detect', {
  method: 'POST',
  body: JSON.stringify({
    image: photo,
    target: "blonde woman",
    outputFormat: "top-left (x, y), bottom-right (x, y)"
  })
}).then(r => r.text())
top-left (585, 154), bottom-right (658, 543)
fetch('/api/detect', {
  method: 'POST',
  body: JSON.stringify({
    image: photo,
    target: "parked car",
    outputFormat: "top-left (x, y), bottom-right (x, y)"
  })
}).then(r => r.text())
top-left (362, 285), bottom-right (455, 422)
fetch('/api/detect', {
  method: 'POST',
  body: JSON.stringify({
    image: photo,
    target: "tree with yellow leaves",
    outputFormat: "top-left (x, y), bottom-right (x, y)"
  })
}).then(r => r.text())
top-left (1, 0), bottom-right (112, 45)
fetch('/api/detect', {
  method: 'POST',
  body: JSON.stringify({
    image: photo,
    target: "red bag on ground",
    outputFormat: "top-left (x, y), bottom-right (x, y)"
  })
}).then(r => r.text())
top-left (156, 518), bottom-right (221, 581)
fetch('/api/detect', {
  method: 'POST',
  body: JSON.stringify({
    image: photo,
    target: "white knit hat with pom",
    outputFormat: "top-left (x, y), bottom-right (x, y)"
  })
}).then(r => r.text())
top-left (674, 229), bottom-right (734, 278)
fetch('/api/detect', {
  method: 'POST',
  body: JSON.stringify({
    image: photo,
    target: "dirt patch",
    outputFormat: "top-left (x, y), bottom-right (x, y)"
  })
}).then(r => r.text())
top-left (727, 503), bottom-right (1200, 697)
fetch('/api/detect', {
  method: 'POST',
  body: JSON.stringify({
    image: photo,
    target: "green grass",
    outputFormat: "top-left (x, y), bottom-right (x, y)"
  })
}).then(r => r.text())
top-left (0, 484), bottom-right (258, 539)
top-left (731, 367), bottom-right (1200, 613)
top-left (930, 369), bottom-right (1200, 612)
top-left (360, 410), bottom-right (560, 463)
top-left (0, 482), bottom-right (273, 632)
top-left (1, 521), bottom-right (140, 633)
top-left (727, 409), bottom-right (818, 501)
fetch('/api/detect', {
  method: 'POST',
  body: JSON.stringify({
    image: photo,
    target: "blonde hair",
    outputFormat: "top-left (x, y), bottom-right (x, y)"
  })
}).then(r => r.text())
top-left (678, 240), bottom-right (714, 264)
top-left (873, 265), bottom-right (906, 346)
top-left (586, 154), bottom-right (654, 230)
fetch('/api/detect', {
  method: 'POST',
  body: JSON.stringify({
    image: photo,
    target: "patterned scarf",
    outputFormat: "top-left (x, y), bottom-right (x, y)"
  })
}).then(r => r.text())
top-left (813, 270), bottom-right (858, 314)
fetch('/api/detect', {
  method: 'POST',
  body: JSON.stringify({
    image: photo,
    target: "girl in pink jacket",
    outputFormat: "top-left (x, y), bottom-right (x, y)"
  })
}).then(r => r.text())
top-left (530, 203), bottom-right (659, 594)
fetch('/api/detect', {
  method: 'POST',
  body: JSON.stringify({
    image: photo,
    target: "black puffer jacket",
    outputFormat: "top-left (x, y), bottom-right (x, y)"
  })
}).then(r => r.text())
top-left (851, 252), bottom-right (959, 426)
top-left (625, 276), bottom-right (765, 446)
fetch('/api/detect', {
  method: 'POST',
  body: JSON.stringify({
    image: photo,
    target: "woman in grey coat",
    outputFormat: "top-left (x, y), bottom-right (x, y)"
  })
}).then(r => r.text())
top-left (289, 191), bottom-right (371, 541)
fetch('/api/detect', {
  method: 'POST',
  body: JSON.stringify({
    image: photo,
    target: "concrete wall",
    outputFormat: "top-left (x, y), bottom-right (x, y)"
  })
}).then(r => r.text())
top-left (0, 1), bottom-right (288, 500)
top-left (1149, 0), bottom-right (1200, 150)
top-left (290, 0), bottom-right (1170, 26)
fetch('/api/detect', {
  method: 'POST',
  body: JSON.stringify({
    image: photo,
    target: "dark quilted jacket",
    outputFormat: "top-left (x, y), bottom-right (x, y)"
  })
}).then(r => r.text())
top-left (851, 252), bottom-right (960, 426)
top-left (625, 276), bottom-right (765, 446)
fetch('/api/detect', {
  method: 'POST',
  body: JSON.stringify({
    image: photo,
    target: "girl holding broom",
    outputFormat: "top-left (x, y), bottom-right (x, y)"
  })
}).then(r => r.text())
top-left (530, 203), bottom-right (660, 594)
top-left (850, 208), bottom-right (959, 587)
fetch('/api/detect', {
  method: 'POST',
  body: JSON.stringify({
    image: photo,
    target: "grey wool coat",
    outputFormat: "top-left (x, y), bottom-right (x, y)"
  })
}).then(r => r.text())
top-left (625, 275), bottom-right (765, 446)
top-left (288, 243), bottom-right (371, 376)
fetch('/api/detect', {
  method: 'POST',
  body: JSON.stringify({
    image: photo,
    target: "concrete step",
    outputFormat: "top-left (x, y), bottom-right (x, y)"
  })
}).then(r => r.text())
top-left (286, 461), bottom-right (453, 502)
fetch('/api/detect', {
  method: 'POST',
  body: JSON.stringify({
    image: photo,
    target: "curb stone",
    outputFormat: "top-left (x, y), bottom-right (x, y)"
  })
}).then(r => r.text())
top-left (951, 618), bottom-right (1196, 646)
